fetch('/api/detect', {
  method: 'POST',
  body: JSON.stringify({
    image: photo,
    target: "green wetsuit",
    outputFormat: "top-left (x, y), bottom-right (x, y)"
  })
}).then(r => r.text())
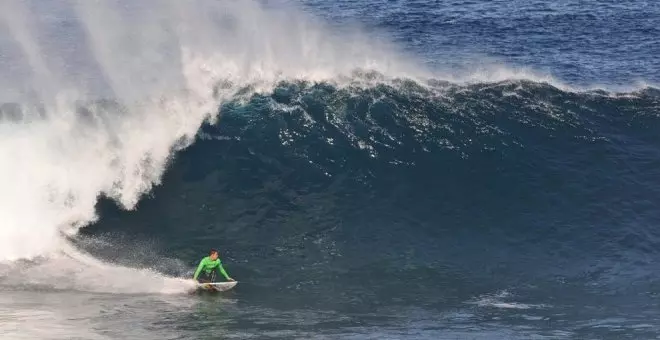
top-left (193, 256), bottom-right (230, 281)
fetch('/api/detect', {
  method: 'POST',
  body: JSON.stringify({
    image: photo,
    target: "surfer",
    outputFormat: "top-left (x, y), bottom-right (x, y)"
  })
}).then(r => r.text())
top-left (193, 249), bottom-right (235, 283)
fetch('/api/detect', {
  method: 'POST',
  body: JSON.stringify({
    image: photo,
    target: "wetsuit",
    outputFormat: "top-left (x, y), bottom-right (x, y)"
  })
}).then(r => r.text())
top-left (193, 256), bottom-right (230, 283)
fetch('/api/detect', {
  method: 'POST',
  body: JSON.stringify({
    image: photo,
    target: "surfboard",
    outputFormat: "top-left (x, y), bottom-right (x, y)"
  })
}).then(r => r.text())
top-left (197, 281), bottom-right (237, 292)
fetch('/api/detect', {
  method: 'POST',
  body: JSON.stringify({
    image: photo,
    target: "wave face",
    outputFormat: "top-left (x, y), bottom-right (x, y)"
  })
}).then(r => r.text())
top-left (79, 80), bottom-right (660, 340)
top-left (91, 80), bottom-right (660, 297)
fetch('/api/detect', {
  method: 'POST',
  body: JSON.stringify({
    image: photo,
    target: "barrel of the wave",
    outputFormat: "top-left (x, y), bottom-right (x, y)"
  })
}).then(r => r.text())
top-left (192, 248), bottom-right (237, 292)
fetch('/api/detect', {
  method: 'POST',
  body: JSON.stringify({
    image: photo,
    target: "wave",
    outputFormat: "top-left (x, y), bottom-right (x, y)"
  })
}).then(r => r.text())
top-left (164, 79), bottom-right (660, 291)
top-left (0, 0), bottom-right (423, 262)
top-left (0, 0), bottom-right (658, 298)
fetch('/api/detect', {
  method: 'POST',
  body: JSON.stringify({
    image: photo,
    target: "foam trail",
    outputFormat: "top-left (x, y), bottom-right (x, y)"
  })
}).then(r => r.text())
top-left (2, 241), bottom-right (198, 294)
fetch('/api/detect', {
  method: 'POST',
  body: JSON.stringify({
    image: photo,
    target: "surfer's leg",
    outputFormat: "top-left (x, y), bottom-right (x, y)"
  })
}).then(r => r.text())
top-left (210, 269), bottom-right (218, 283)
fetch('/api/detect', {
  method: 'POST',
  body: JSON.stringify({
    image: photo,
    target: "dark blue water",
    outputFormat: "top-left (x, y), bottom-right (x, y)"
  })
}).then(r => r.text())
top-left (3, 0), bottom-right (660, 339)
top-left (301, 0), bottom-right (660, 88)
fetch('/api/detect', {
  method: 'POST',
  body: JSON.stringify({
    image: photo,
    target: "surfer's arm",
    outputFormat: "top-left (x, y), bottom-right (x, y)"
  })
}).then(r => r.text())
top-left (218, 263), bottom-right (230, 280)
top-left (193, 259), bottom-right (206, 280)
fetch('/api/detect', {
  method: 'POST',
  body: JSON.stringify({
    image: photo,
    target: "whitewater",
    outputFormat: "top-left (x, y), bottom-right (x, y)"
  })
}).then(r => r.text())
top-left (0, 0), bottom-right (405, 261)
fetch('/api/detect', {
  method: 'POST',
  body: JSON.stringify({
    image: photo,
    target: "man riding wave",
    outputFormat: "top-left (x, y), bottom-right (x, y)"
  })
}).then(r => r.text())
top-left (193, 248), bottom-right (235, 283)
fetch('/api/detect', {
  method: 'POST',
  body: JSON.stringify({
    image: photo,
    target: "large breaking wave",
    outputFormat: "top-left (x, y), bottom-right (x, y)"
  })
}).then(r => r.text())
top-left (0, 0), bottom-right (658, 296)
top-left (0, 0), bottom-right (423, 263)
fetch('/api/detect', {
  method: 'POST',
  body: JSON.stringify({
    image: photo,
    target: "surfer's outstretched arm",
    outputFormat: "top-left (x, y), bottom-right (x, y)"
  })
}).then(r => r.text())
top-left (218, 263), bottom-right (231, 280)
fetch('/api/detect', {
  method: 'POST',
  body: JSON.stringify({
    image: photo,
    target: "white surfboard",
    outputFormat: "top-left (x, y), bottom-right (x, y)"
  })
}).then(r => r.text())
top-left (197, 281), bottom-right (237, 292)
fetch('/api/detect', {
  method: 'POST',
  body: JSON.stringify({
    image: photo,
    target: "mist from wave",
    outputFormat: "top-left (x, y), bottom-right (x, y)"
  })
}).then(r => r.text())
top-left (0, 0), bottom-right (424, 265)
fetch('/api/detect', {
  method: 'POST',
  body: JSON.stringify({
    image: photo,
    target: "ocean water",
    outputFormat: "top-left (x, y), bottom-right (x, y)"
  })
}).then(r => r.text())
top-left (1, 0), bottom-right (659, 339)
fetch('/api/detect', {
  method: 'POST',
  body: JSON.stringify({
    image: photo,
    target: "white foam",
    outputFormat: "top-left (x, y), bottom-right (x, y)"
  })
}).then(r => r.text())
top-left (468, 290), bottom-right (548, 310)
top-left (7, 241), bottom-right (198, 294)
top-left (0, 0), bottom-right (425, 263)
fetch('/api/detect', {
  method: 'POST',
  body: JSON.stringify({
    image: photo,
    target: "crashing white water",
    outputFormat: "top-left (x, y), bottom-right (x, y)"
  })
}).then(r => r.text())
top-left (0, 0), bottom-right (424, 265)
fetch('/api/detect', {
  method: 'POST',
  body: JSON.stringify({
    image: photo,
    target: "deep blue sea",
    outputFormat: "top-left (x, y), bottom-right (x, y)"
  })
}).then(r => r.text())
top-left (1, 0), bottom-right (659, 339)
